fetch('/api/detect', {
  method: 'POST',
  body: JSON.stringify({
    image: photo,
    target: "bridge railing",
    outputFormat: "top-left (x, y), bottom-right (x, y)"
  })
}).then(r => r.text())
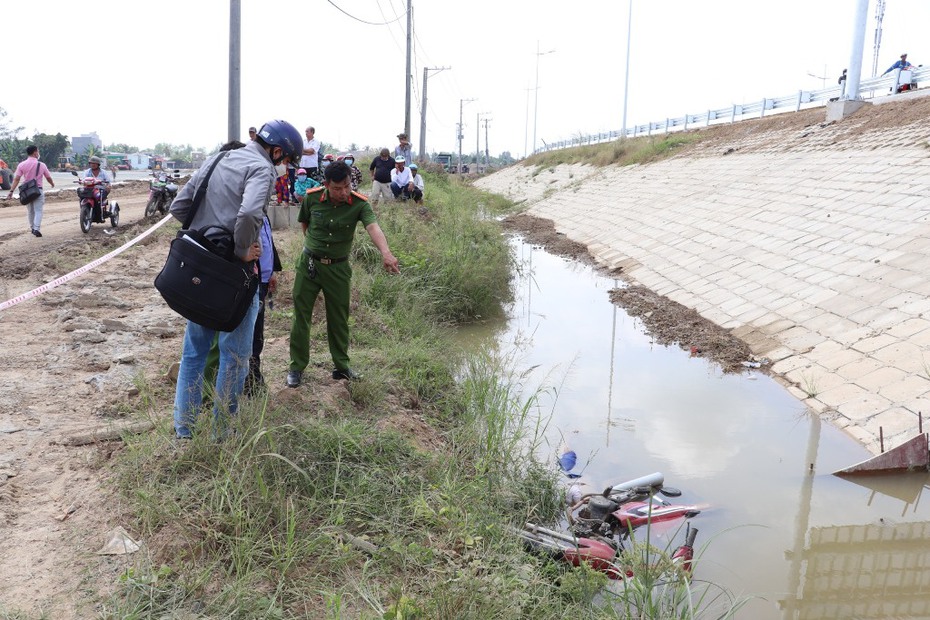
top-left (537, 66), bottom-right (930, 152)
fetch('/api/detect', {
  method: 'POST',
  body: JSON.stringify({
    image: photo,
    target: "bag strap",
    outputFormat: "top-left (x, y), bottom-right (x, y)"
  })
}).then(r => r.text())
top-left (182, 152), bottom-right (229, 229)
top-left (32, 158), bottom-right (42, 182)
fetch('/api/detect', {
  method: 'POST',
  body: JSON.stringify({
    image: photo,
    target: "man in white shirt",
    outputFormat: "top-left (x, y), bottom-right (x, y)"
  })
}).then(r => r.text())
top-left (408, 163), bottom-right (424, 204)
top-left (389, 156), bottom-right (414, 201)
top-left (300, 126), bottom-right (320, 182)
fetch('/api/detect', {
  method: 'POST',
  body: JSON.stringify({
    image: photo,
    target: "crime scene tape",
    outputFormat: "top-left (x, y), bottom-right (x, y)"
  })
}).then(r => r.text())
top-left (0, 214), bottom-right (174, 313)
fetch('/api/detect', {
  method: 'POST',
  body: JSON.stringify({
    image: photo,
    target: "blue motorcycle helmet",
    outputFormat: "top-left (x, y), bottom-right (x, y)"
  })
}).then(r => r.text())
top-left (256, 120), bottom-right (302, 165)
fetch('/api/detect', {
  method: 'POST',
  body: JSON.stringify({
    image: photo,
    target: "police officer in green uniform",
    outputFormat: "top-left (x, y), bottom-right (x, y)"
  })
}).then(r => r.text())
top-left (287, 160), bottom-right (400, 387)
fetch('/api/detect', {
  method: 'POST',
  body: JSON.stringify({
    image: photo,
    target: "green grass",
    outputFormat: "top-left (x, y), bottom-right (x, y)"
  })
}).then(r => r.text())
top-left (525, 133), bottom-right (703, 170)
top-left (94, 169), bottom-right (744, 619)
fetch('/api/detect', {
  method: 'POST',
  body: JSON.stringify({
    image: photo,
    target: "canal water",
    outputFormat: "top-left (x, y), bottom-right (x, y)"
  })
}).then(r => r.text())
top-left (464, 236), bottom-right (930, 619)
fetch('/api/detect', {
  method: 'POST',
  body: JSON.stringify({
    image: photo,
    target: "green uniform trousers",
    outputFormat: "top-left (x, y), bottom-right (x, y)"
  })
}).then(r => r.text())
top-left (289, 251), bottom-right (353, 372)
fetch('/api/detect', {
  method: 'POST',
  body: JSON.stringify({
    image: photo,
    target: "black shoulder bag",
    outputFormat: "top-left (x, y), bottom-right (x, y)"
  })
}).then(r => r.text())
top-left (154, 153), bottom-right (260, 332)
top-left (18, 159), bottom-right (43, 205)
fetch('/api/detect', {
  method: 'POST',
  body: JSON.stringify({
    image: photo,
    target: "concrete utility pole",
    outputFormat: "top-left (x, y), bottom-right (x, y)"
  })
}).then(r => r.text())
top-left (404, 0), bottom-right (413, 140)
top-left (524, 86), bottom-right (533, 158)
top-left (482, 117), bottom-right (491, 167)
top-left (621, 0), bottom-right (632, 140)
top-left (458, 98), bottom-right (475, 177)
top-left (871, 0), bottom-right (886, 77)
top-left (228, 0), bottom-right (241, 142)
top-left (532, 41), bottom-right (555, 154)
top-left (844, 0), bottom-right (869, 101)
top-left (419, 66), bottom-right (450, 161)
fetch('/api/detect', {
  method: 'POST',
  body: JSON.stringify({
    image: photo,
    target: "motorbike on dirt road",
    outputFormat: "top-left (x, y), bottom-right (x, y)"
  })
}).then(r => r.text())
top-left (145, 170), bottom-right (180, 218)
top-left (71, 171), bottom-right (119, 233)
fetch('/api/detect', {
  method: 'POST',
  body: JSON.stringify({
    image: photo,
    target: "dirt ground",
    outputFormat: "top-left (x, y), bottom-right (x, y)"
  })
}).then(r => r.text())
top-left (0, 184), bottom-right (409, 617)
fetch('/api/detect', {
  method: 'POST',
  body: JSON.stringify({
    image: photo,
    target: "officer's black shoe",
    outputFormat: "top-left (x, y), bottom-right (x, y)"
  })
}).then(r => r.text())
top-left (286, 370), bottom-right (302, 388)
top-left (332, 368), bottom-right (361, 381)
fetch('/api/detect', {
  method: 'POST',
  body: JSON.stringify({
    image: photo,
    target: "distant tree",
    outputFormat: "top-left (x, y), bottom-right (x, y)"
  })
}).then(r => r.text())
top-left (105, 142), bottom-right (138, 154)
top-left (0, 107), bottom-right (26, 164)
top-left (348, 142), bottom-right (359, 152)
top-left (31, 133), bottom-right (70, 169)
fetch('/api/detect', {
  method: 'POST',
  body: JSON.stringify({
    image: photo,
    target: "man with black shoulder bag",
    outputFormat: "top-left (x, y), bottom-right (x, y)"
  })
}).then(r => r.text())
top-left (7, 145), bottom-right (55, 237)
top-left (165, 119), bottom-right (302, 440)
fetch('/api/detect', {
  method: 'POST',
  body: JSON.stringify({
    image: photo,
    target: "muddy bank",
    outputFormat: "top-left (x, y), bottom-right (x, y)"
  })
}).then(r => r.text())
top-left (503, 212), bottom-right (760, 375)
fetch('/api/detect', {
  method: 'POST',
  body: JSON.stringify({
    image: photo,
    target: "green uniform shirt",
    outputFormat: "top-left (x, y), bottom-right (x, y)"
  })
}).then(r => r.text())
top-left (298, 187), bottom-right (377, 257)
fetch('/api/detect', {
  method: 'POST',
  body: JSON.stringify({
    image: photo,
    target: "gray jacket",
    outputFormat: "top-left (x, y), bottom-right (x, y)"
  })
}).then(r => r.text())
top-left (169, 141), bottom-right (275, 260)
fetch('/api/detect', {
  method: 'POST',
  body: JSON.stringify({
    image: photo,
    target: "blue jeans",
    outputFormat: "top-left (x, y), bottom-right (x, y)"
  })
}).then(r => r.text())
top-left (173, 289), bottom-right (260, 438)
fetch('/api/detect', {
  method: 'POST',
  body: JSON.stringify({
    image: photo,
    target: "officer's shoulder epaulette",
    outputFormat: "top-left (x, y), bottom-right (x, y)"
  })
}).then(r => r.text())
top-left (351, 190), bottom-right (370, 201)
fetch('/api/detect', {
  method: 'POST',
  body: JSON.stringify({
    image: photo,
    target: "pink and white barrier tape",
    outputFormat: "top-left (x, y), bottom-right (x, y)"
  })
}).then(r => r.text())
top-left (0, 214), bottom-right (174, 313)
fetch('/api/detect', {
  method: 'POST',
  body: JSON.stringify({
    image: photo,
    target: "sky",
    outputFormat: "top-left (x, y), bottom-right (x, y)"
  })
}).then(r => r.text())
top-left (4, 0), bottom-right (929, 160)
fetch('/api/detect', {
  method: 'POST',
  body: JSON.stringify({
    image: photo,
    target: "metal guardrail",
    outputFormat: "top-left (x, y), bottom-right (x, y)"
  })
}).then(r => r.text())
top-left (537, 66), bottom-right (930, 152)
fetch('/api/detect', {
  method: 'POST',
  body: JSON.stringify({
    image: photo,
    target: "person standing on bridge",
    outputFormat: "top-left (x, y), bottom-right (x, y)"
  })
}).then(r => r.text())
top-left (6, 146), bottom-right (55, 238)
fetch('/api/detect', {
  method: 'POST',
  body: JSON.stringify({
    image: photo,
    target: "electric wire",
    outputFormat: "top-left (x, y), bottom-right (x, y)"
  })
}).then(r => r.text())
top-left (326, 0), bottom-right (406, 25)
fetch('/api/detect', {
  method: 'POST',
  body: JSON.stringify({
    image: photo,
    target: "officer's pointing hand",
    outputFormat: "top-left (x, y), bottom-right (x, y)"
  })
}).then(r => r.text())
top-left (383, 252), bottom-right (400, 274)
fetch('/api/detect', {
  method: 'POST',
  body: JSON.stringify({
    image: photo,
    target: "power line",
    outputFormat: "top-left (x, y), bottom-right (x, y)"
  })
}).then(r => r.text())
top-left (326, 0), bottom-right (406, 25)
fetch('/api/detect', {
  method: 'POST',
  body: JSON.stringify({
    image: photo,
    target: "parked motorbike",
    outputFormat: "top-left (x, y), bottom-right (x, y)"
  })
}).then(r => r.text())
top-left (71, 171), bottom-right (119, 233)
top-left (145, 169), bottom-right (180, 218)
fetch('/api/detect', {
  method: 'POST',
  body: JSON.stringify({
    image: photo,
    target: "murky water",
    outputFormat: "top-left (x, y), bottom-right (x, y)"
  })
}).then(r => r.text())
top-left (460, 237), bottom-right (930, 619)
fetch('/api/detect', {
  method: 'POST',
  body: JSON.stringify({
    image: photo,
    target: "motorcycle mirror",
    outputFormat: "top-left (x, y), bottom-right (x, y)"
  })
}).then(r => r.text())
top-left (70, 170), bottom-right (78, 176)
top-left (684, 510), bottom-right (701, 518)
top-left (659, 486), bottom-right (682, 498)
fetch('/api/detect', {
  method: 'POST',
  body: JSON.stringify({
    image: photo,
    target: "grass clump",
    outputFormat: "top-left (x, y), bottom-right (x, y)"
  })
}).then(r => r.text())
top-left (100, 170), bottom-right (741, 619)
top-left (525, 132), bottom-right (703, 170)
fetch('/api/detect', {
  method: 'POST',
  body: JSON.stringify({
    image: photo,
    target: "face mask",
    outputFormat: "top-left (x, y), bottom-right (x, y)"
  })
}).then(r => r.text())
top-left (321, 161), bottom-right (331, 169)
top-left (344, 159), bottom-right (354, 166)
top-left (297, 175), bottom-right (307, 182)
top-left (274, 164), bottom-right (286, 177)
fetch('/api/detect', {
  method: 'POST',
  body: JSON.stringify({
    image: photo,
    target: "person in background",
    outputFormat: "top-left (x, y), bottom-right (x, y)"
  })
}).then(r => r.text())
top-left (82, 155), bottom-right (114, 217)
top-left (300, 126), bottom-right (320, 182)
top-left (244, 213), bottom-right (282, 395)
top-left (395, 132), bottom-right (413, 164)
top-left (294, 167), bottom-right (320, 198)
top-left (274, 165), bottom-right (291, 205)
top-left (0, 159), bottom-right (13, 191)
top-left (170, 119), bottom-right (302, 439)
top-left (368, 148), bottom-right (394, 206)
top-left (287, 160), bottom-right (400, 388)
top-left (883, 53), bottom-right (913, 75)
top-left (390, 156), bottom-right (414, 200)
top-left (341, 153), bottom-right (363, 191)
top-left (6, 146), bottom-right (55, 237)
top-left (408, 163), bottom-right (424, 204)
top-left (248, 126), bottom-right (257, 141)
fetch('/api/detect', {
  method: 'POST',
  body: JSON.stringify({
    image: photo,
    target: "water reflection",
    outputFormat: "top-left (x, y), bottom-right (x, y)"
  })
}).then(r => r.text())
top-left (456, 236), bottom-right (930, 618)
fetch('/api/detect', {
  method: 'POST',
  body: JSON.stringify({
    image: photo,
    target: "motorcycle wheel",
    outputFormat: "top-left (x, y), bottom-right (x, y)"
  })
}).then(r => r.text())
top-left (110, 202), bottom-right (120, 228)
top-left (145, 196), bottom-right (159, 217)
top-left (80, 205), bottom-right (92, 234)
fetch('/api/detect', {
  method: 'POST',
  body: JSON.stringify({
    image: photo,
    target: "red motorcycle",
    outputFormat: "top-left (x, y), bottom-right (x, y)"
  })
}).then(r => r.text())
top-left (517, 472), bottom-right (704, 581)
top-left (72, 171), bottom-right (119, 233)
top-left (518, 522), bottom-right (698, 581)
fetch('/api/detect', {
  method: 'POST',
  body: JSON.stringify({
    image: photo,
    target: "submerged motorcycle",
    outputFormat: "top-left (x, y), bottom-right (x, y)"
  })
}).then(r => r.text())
top-left (518, 472), bottom-right (704, 581)
top-left (145, 169), bottom-right (180, 218)
top-left (71, 171), bottom-right (119, 233)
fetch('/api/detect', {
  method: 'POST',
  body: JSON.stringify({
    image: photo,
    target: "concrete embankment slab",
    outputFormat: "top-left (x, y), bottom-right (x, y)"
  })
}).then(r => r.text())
top-left (477, 109), bottom-right (930, 456)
